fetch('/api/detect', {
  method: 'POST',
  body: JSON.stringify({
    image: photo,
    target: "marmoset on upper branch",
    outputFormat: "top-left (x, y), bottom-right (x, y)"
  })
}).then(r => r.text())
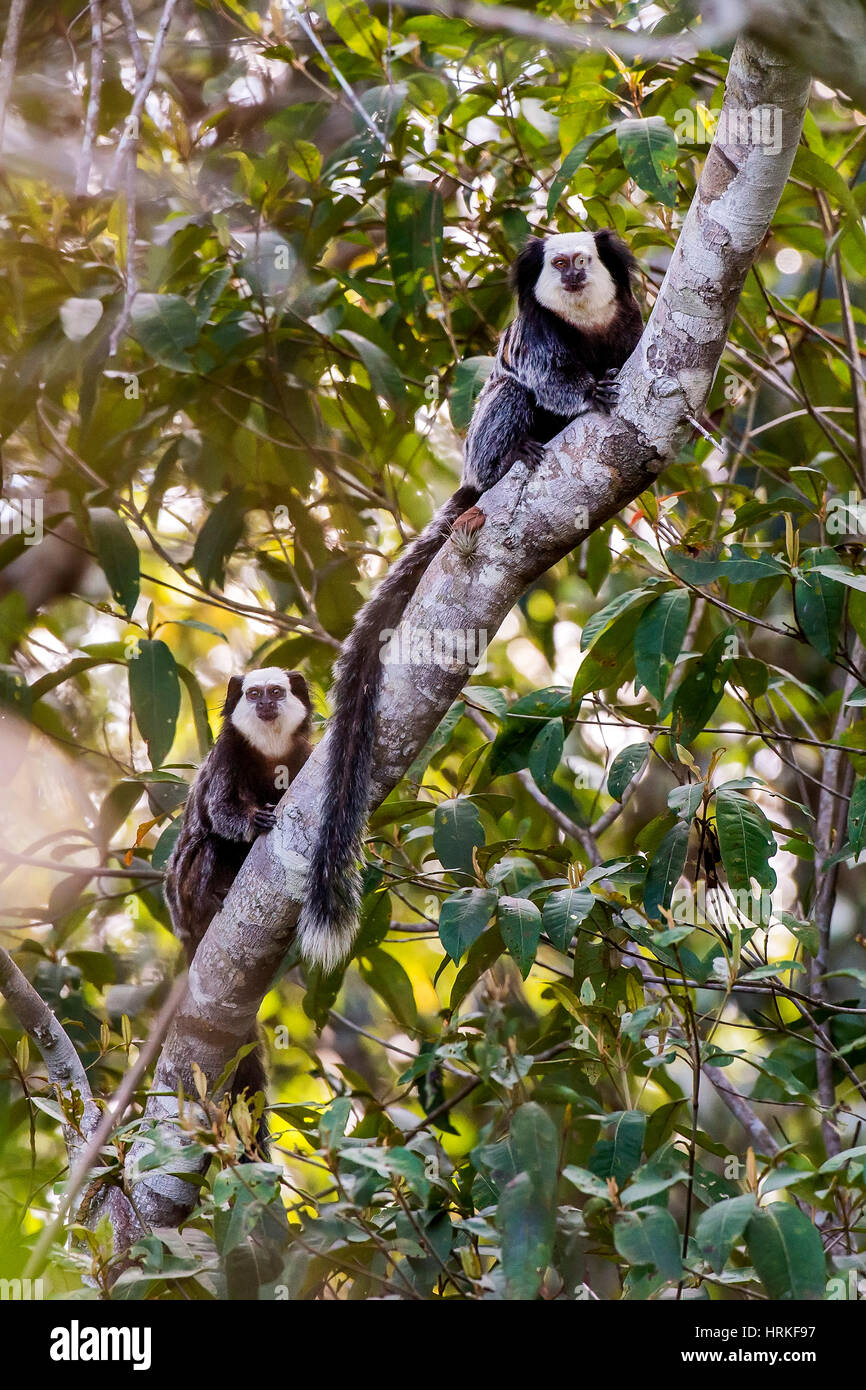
top-left (297, 230), bottom-right (644, 974)
top-left (164, 667), bottom-right (312, 1153)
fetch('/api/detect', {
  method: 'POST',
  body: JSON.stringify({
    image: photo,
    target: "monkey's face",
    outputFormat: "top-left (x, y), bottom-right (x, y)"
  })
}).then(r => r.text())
top-left (535, 232), bottom-right (616, 329)
top-left (229, 666), bottom-right (310, 753)
top-left (245, 678), bottom-right (289, 724)
top-left (550, 247), bottom-right (589, 293)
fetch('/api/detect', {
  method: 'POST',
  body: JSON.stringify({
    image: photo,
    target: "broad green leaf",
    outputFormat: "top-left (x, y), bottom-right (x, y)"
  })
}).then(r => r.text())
top-left (498, 1172), bottom-right (551, 1301)
top-left (89, 508), bottom-right (140, 617)
top-left (671, 630), bottom-right (733, 744)
top-left (438, 887), bottom-right (496, 962)
top-left (614, 1206), bottom-right (682, 1279)
top-left (450, 356), bottom-right (494, 431)
top-left (542, 885), bottom-right (594, 952)
top-left (745, 1205), bottom-right (826, 1301)
top-left (128, 639), bottom-right (181, 768)
top-left (433, 797), bottom-right (484, 876)
top-left (192, 489), bottom-right (248, 591)
top-left (588, 1110), bottom-right (646, 1186)
top-left (547, 125), bottom-right (615, 217)
top-left (130, 292), bottom-right (199, 370)
top-left (616, 117), bottom-right (678, 207)
top-left (848, 778), bottom-right (866, 855)
top-left (386, 177), bottom-right (444, 319)
top-left (695, 1194), bottom-right (756, 1273)
top-left (665, 546), bottom-right (786, 586)
top-left (607, 742), bottom-right (649, 800)
top-left (634, 590), bottom-right (690, 701)
top-left (795, 548), bottom-right (843, 658)
top-left (286, 140), bottom-right (321, 182)
top-left (581, 584), bottom-right (661, 651)
top-left (498, 896), bottom-right (542, 978)
top-left (499, 1104), bottom-right (558, 1300)
top-left (715, 787), bottom-right (777, 893)
top-left (339, 329), bottom-right (406, 409)
top-left (357, 947), bottom-right (418, 1029)
top-left (528, 718), bottom-right (564, 787)
top-left (644, 822), bottom-right (690, 921)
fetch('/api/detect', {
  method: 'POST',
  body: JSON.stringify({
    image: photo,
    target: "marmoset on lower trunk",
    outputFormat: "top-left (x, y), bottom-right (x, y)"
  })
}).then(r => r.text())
top-left (164, 667), bottom-right (312, 1155)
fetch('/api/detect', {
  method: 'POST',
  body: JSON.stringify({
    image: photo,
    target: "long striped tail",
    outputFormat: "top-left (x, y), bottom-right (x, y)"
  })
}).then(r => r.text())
top-left (297, 486), bottom-right (479, 973)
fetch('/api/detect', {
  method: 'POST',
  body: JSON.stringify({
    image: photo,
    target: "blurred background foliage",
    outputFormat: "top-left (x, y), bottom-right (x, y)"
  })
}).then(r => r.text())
top-left (1, 0), bottom-right (866, 1300)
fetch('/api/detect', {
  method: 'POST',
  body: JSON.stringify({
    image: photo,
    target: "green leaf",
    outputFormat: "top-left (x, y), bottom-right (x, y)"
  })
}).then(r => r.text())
top-left (357, 947), bottom-right (418, 1029)
top-left (541, 885), bottom-right (594, 952)
top-left (589, 1110), bottom-right (646, 1186)
top-left (644, 822), bottom-right (690, 921)
top-left (665, 546), bottom-right (785, 586)
top-left (498, 896), bottom-right (542, 978)
top-left (745, 1205), bottom-right (826, 1300)
top-left (546, 124), bottom-right (615, 217)
top-left (338, 329), bottom-right (406, 409)
top-left (130, 292), bottom-right (199, 370)
top-left (128, 639), bottom-right (181, 768)
top-left (286, 139), bottom-right (321, 182)
top-left (616, 117), bottom-right (678, 207)
top-left (386, 177), bottom-right (444, 318)
top-left (433, 797), bottom-right (484, 877)
top-left (795, 548), bottom-right (844, 658)
top-left (438, 887), bottom-right (496, 963)
top-left (634, 590), bottom-right (690, 701)
top-left (715, 787), bottom-right (777, 893)
top-left (848, 778), bottom-right (866, 855)
top-left (581, 584), bottom-right (660, 651)
top-left (614, 1207), bottom-right (682, 1279)
top-left (695, 1195), bottom-right (756, 1273)
top-left (450, 356), bottom-right (493, 431)
top-left (607, 742), bottom-right (649, 800)
top-left (498, 1104), bottom-right (558, 1300)
top-left (89, 508), bottom-right (140, 617)
top-left (528, 718), bottom-right (564, 787)
top-left (192, 489), bottom-right (248, 591)
top-left (671, 630), bottom-right (733, 744)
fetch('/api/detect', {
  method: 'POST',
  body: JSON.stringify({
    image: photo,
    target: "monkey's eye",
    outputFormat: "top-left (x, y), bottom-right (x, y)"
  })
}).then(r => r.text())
top-left (268, 686), bottom-right (285, 699)
top-left (247, 688), bottom-right (261, 699)
top-left (552, 256), bottom-right (567, 269)
top-left (576, 254), bottom-right (586, 266)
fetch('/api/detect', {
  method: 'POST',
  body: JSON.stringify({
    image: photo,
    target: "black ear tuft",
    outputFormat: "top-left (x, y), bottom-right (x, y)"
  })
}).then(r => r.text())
top-left (593, 229), bottom-right (636, 296)
top-left (222, 675), bottom-right (244, 720)
top-left (510, 237), bottom-right (546, 307)
top-left (287, 670), bottom-right (311, 707)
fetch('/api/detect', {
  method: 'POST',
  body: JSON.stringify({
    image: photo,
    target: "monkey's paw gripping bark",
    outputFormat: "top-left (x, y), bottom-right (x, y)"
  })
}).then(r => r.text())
top-left (451, 505), bottom-right (486, 535)
top-left (253, 806), bottom-right (277, 831)
top-left (592, 368), bottom-right (620, 412)
top-left (515, 438), bottom-right (546, 468)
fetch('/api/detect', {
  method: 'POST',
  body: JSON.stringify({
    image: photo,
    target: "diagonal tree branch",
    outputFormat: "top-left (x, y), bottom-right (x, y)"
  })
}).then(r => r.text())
top-left (125, 35), bottom-right (810, 1231)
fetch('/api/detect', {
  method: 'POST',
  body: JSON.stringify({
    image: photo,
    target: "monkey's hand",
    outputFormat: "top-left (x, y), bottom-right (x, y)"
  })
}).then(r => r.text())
top-left (591, 368), bottom-right (620, 412)
top-left (513, 437), bottom-right (546, 468)
top-left (252, 806), bottom-right (277, 833)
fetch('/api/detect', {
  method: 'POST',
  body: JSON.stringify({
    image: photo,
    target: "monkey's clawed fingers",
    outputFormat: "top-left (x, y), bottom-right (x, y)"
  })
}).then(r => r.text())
top-left (592, 368), bottom-right (620, 412)
top-left (253, 807), bottom-right (277, 832)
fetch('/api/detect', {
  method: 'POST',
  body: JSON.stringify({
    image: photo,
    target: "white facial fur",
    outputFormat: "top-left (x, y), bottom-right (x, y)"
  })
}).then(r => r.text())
top-left (534, 232), bottom-right (616, 330)
top-left (231, 667), bottom-right (307, 758)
